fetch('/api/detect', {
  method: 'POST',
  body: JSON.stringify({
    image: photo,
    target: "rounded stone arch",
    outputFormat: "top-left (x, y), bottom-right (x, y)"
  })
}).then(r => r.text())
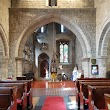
top-left (97, 21), bottom-right (110, 78)
top-left (98, 21), bottom-right (110, 57)
top-left (0, 24), bottom-right (9, 58)
top-left (16, 14), bottom-right (91, 59)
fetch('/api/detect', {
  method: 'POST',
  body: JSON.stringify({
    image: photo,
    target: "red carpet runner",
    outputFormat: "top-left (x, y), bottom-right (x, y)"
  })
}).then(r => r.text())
top-left (42, 96), bottom-right (66, 110)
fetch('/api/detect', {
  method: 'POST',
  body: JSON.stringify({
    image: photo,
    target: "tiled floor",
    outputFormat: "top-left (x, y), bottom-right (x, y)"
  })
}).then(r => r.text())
top-left (32, 88), bottom-right (76, 96)
top-left (32, 81), bottom-right (75, 88)
top-left (32, 80), bottom-right (77, 110)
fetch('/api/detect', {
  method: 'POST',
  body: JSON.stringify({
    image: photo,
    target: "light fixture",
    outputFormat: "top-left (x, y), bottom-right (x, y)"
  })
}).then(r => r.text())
top-left (40, 42), bottom-right (48, 50)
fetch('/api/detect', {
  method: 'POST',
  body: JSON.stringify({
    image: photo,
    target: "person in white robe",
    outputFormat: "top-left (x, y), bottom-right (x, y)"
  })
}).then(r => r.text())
top-left (72, 67), bottom-right (79, 81)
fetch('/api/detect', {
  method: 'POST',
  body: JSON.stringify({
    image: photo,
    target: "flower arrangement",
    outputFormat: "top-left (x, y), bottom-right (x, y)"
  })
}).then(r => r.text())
top-left (51, 73), bottom-right (57, 82)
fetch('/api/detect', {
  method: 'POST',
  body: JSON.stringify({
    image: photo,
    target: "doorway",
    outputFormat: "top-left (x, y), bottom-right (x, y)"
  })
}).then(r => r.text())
top-left (38, 53), bottom-right (49, 78)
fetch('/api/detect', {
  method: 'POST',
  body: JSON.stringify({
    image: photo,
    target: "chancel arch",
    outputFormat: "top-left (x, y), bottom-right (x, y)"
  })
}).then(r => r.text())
top-left (16, 14), bottom-right (91, 58)
top-left (13, 14), bottom-right (91, 78)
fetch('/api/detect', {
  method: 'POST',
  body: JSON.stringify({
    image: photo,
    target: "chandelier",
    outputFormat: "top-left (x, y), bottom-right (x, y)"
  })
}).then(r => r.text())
top-left (40, 42), bottom-right (48, 50)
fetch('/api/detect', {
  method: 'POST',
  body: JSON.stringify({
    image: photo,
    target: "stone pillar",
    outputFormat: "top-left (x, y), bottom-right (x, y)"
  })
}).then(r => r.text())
top-left (0, 57), bottom-right (9, 80)
top-left (98, 56), bottom-right (107, 78)
top-left (16, 57), bottom-right (23, 77)
top-left (4, 57), bottom-right (9, 79)
top-left (82, 58), bottom-right (90, 77)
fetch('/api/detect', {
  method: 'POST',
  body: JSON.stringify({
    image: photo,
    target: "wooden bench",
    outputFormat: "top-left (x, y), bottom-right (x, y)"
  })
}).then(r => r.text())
top-left (88, 86), bottom-right (110, 110)
top-left (76, 78), bottom-right (110, 109)
top-left (0, 80), bottom-right (33, 109)
top-left (16, 80), bottom-right (33, 109)
top-left (16, 78), bottom-right (33, 109)
top-left (16, 76), bottom-right (27, 80)
top-left (104, 94), bottom-right (110, 110)
top-left (75, 78), bottom-right (110, 108)
top-left (79, 81), bottom-right (110, 110)
top-left (0, 82), bottom-right (27, 110)
top-left (0, 86), bottom-right (17, 110)
top-left (19, 80), bottom-right (33, 109)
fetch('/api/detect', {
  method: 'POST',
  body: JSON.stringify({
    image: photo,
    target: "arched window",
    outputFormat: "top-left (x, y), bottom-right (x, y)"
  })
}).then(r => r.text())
top-left (56, 23), bottom-right (67, 34)
top-left (48, 0), bottom-right (57, 6)
top-left (41, 27), bottom-right (44, 33)
top-left (59, 42), bottom-right (69, 63)
top-left (61, 25), bottom-right (65, 33)
top-left (37, 25), bottom-right (47, 34)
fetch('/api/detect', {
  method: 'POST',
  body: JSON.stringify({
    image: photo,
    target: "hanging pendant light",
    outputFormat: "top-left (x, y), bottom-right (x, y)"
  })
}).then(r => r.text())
top-left (50, 22), bottom-right (57, 82)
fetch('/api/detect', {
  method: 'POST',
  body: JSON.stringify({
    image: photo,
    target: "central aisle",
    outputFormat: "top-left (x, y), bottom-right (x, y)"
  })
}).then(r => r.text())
top-left (32, 81), bottom-right (77, 110)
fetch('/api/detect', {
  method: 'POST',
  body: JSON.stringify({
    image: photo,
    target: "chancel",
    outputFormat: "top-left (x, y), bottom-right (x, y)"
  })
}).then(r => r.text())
top-left (0, 0), bottom-right (110, 110)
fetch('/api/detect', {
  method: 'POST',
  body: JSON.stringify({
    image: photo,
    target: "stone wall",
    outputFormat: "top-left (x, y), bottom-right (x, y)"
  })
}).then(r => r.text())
top-left (0, 1), bottom-right (10, 80)
top-left (75, 38), bottom-right (83, 71)
top-left (57, 0), bottom-right (94, 8)
top-left (11, 0), bottom-right (94, 8)
top-left (0, 36), bottom-right (5, 79)
top-left (107, 41), bottom-right (110, 71)
top-left (0, 0), bottom-right (11, 39)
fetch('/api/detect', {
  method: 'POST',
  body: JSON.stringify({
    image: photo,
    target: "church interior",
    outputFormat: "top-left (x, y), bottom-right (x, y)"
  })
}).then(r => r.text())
top-left (0, 0), bottom-right (110, 110)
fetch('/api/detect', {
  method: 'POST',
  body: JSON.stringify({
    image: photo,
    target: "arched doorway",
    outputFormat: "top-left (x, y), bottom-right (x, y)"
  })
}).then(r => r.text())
top-left (38, 53), bottom-right (49, 78)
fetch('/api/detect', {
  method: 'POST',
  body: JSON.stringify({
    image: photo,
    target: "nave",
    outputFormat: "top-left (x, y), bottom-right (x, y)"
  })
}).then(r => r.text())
top-left (1, 78), bottom-right (110, 110)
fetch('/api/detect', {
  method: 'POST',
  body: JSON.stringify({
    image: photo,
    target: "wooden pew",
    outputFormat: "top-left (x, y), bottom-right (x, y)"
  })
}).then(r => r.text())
top-left (104, 94), bottom-right (110, 110)
top-left (0, 80), bottom-right (33, 109)
top-left (16, 80), bottom-right (33, 109)
top-left (16, 76), bottom-right (27, 80)
top-left (88, 86), bottom-right (110, 110)
top-left (0, 82), bottom-right (27, 110)
top-left (0, 86), bottom-right (17, 110)
top-left (80, 81), bottom-right (110, 110)
top-left (16, 77), bottom-right (33, 109)
top-left (75, 78), bottom-right (110, 108)
top-left (76, 78), bottom-right (110, 109)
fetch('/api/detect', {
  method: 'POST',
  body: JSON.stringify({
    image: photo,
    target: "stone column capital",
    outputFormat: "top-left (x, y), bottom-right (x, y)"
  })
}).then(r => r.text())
top-left (15, 57), bottom-right (24, 61)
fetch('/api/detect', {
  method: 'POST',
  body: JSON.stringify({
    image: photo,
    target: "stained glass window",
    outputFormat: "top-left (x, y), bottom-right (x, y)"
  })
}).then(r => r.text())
top-left (60, 42), bottom-right (69, 63)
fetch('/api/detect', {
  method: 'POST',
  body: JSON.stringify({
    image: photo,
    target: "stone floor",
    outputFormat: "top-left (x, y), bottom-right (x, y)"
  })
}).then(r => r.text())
top-left (32, 81), bottom-right (78, 110)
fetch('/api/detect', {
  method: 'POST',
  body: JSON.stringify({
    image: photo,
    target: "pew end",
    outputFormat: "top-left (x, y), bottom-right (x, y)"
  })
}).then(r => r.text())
top-left (104, 94), bottom-right (110, 110)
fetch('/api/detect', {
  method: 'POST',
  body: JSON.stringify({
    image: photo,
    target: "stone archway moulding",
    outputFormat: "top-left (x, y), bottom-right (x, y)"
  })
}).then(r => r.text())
top-left (0, 24), bottom-right (9, 59)
top-left (16, 14), bottom-right (91, 59)
top-left (97, 19), bottom-right (110, 78)
top-left (98, 18), bottom-right (110, 57)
